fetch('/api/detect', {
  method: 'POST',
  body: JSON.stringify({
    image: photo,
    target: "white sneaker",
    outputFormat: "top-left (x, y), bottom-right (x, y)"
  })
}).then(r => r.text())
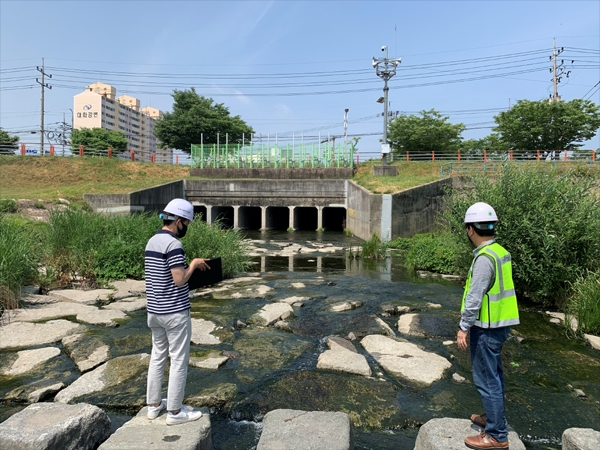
top-left (166, 405), bottom-right (203, 425)
top-left (147, 399), bottom-right (167, 419)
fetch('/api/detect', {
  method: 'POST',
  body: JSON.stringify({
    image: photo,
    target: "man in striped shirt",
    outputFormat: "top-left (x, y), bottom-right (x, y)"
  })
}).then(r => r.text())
top-left (144, 198), bottom-right (210, 425)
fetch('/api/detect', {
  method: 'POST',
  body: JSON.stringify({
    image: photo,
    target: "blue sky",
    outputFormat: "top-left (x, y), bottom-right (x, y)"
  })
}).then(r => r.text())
top-left (1, 0), bottom-right (599, 158)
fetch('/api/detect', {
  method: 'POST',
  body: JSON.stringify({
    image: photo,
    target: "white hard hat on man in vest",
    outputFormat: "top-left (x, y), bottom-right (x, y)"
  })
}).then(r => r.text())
top-left (464, 202), bottom-right (498, 230)
top-left (162, 198), bottom-right (194, 222)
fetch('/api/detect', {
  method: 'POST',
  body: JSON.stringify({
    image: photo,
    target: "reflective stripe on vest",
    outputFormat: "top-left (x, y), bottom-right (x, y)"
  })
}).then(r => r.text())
top-left (461, 242), bottom-right (519, 328)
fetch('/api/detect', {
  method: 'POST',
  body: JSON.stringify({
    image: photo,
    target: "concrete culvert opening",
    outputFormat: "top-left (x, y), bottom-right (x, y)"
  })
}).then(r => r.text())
top-left (266, 206), bottom-right (289, 230)
top-left (294, 207), bottom-right (318, 231)
top-left (323, 207), bottom-right (346, 231)
top-left (193, 206), bottom-right (207, 222)
top-left (238, 206), bottom-right (262, 230)
top-left (211, 206), bottom-right (234, 229)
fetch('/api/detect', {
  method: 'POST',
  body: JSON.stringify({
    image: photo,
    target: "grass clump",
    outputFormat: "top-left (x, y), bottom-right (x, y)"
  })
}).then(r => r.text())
top-left (566, 272), bottom-right (600, 335)
top-left (361, 233), bottom-right (388, 259)
top-left (0, 214), bottom-right (42, 315)
top-left (0, 199), bottom-right (17, 213)
top-left (182, 217), bottom-right (252, 277)
top-left (45, 209), bottom-right (251, 286)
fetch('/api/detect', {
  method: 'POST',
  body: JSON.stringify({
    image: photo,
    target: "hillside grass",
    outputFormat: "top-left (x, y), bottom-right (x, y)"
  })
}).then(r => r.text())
top-left (0, 156), bottom-right (191, 202)
top-left (0, 156), bottom-right (443, 201)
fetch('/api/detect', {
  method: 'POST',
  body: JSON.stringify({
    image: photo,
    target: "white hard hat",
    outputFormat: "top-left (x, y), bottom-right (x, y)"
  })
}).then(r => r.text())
top-left (464, 202), bottom-right (498, 224)
top-left (162, 198), bottom-right (194, 222)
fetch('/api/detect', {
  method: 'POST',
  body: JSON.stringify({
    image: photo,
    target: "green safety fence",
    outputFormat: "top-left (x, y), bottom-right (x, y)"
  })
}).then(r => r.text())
top-left (190, 142), bottom-right (356, 169)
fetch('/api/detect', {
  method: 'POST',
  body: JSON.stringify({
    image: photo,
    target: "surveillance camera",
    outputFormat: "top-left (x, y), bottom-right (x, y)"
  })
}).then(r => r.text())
top-left (381, 46), bottom-right (387, 52)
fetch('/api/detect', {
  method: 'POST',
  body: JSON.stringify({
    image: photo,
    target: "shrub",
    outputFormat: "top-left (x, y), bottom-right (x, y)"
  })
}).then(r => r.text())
top-left (392, 232), bottom-right (466, 275)
top-left (566, 271), bottom-right (600, 335)
top-left (441, 165), bottom-right (600, 307)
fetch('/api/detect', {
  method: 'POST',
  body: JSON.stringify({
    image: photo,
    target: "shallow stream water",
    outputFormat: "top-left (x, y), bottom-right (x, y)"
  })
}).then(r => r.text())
top-left (1, 231), bottom-right (599, 449)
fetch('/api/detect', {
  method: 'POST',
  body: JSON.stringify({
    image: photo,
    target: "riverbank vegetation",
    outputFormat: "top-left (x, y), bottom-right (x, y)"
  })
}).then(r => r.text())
top-left (0, 209), bottom-right (251, 313)
top-left (389, 165), bottom-right (600, 334)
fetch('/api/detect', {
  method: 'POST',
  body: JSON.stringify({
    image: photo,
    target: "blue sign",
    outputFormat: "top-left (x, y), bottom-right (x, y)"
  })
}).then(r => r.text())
top-left (25, 149), bottom-right (38, 154)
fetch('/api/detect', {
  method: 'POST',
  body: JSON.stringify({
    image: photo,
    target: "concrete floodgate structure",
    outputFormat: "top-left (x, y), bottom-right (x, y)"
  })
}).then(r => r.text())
top-left (83, 170), bottom-right (453, 241)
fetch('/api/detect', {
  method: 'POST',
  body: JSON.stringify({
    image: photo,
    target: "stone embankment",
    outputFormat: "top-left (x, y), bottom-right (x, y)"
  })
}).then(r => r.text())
top-left (1, 246), bottom-right (599, 448)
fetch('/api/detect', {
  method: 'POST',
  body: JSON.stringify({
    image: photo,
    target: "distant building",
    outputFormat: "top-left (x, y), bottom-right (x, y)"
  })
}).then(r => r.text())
top-left (73, 82), bottom-right (172, 163)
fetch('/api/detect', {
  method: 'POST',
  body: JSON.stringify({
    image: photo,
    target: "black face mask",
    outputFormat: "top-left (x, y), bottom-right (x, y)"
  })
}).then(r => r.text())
top-left (177, 221), bottom-right (188, 239)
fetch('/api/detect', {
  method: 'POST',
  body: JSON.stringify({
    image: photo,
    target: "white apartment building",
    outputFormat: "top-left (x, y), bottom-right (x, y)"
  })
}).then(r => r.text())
top-left (73, 82), bottom-right (172, 163)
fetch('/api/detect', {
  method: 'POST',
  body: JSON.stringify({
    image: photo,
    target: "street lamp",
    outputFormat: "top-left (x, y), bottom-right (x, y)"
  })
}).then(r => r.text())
top-left (372, 45), bottom-right (401, 165)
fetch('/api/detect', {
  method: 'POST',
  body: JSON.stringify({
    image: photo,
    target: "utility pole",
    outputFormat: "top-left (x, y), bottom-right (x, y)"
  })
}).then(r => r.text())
top-left (372, 46), bottom-right (401, 165)
top-left (549, 38), bottom-right (572, 102)
top-left (36, 59), bottom-right (52, 155)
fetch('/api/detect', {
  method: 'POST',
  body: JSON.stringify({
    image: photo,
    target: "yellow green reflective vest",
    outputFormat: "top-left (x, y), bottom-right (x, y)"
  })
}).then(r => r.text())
top-left (461, 242), bottom-right (519, 328)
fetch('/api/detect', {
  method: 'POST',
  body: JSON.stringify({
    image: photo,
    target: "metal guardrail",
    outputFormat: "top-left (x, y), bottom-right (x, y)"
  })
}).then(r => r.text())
top-left (439, 160), bottom-right (600, 179)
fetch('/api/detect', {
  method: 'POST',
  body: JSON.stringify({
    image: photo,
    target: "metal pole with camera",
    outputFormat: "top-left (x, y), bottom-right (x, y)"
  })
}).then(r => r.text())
top-left (372, 46), bottom-right (401, 166)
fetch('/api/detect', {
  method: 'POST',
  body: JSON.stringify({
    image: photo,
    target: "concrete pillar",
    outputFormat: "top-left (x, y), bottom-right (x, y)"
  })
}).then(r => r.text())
top-left (233, 206), bottom-right (239, 229)
top-left (260, 206), bottom-right (267, 231)
top-left (317, 206), bottom-right (323, 231)
top-left (289, 255), bottom-right (294, 272)
top-left (206, 205), bottom-right (212, 225)
top-left (381, 194), bottom-right (392, 242)
top-left (260, 256), bottom-right (266, 273)
top-left (289, 206), bottom-right (295, 230)
top-left (317, 256), bottom-right (322, 273)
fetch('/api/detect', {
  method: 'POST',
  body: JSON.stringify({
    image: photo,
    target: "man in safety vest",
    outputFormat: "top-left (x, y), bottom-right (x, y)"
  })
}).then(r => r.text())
top-left (457, 202), bottom-right (519, 450)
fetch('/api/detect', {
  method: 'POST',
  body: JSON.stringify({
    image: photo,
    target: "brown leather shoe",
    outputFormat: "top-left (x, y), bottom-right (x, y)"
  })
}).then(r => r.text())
top-left (470, 412), bottom-right (487, 427)
top-left (465, 431), bottom-right (508, 449)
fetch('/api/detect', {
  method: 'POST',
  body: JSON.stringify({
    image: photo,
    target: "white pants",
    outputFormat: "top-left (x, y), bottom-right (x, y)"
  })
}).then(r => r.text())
top-left (146, 309), bottom-right (191, 412)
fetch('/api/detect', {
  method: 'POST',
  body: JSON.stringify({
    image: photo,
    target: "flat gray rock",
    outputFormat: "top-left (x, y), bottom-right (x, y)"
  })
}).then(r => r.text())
top-left (110, 279), bottom-right (146, 299)
top-left (331, 301), bottom-right (363, 312)
top-left (562, 427), bottom-right (600, 450)
top-left (190, 318), bottom-right (221, 345)
top-left (27, 382), bottom-right (65, 403)
top-left (0, 347), bottom-right (61, 376)
top-left (51, 289), bottom-right (115, 305)
top-left (414, 418), bottom-right (525, 450)
top-left (55, 353), bottom-right (150, 404)
top-left (189, 354), bottom-right (229, 370)
top-left (248, 303), bottom-right (294, 326)
top-left (360, 335), bottom-right (451, 385)
top-left (0, 320), bottom-right (85, 350)
top-left (104, 297), bottom-right (146, 312)
top-left (0, 402), bottom-right (110, 450)
top-left (397, 313), bottom-right (424, 336)
top-left (98, 406), bottom-right (211, 450)
top-left (62, 334), bottom-right (110, 373)
top-left (12, 302), bottom-right (126, 327)
top-left (584, 334), bottom-right (600, 351)
top-left (257, 409), bottom-right (353, 450)
top-left (317, 348), bottom-right (371, 377)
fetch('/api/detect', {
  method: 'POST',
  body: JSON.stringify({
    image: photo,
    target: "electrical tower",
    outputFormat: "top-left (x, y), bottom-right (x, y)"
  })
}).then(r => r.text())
top-left (549, 38), bottom-right (573, 102)
top-left (36, 58), bottom-right (52, 154)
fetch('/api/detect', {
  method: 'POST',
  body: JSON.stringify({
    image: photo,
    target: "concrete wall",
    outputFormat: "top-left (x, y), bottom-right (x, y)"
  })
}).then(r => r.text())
top-left (83, 180), bottom-right (184, 214)
top-left (190, 168), bottom-right (353, 179)
top-left (131, 180), bottom-right (184, 212)
top-left (186, 179), bottom-right (346, 208)
top-left (346, 181), bottom-right (382, 241)
top-left (390, 178), bottom-right (452, 238)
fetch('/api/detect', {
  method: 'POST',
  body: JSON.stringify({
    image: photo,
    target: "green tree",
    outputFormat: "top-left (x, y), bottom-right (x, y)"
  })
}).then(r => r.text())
top-left (71, 128), bottom-right (128, 154)
top-left (0, 127), bottom-right (19, 154)
top-left (461, 133), bottom-right (510, 156)
top-left (493, 99), bottom-right (600, 151)
top-left (154, 88), bottom-right (254, 153)
top-left (387, 109), bottom-right (466, 154)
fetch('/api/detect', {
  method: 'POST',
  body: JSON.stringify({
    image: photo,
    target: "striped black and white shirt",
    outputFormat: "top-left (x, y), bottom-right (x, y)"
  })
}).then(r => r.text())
top-left (144, 230), bottom-right (190, 315)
